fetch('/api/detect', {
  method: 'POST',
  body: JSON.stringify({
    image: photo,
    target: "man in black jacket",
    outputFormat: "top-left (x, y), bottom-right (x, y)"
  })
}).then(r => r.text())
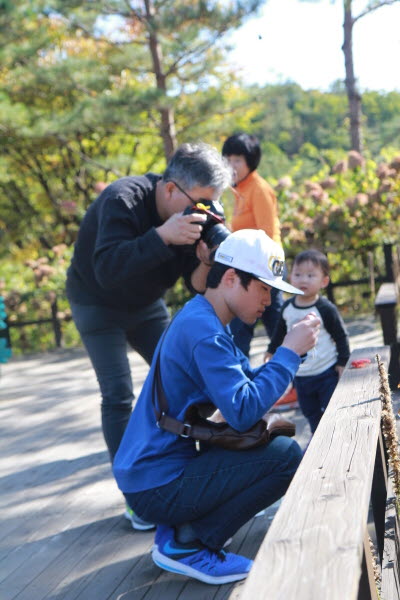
top-left (66, 143), bottom-right (232, 527)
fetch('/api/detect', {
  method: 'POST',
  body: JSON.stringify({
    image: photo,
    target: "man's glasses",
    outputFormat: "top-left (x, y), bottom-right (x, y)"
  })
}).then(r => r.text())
top-left (169, 180), bottom-right (211, 207)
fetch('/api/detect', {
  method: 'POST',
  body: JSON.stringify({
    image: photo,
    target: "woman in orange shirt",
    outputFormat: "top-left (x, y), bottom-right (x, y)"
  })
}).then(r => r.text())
top-left (222, 133), bottom-right (284, 355)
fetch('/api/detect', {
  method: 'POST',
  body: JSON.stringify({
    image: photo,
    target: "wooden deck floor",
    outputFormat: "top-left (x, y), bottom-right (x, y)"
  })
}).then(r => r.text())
top-left (0, 316), bottom-right (384, 599)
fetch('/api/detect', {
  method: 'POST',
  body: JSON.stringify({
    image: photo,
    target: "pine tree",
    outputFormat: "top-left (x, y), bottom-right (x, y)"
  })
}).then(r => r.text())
top-left (0, 0), bottom-right (262, 253)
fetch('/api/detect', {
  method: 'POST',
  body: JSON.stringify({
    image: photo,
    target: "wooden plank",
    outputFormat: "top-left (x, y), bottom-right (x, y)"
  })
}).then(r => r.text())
top-left (237, 346), bottom-right (390, 600)
top-left (23, 521), bottom-right (154, 600)
top-left (0, 349), bottom-right (149, 599)
top-left (375, 283), bottom-right (398, 307)
top-left (0, 346), bottom-right (265, 600)
top-left (0, 332), bottom-right (390, 600)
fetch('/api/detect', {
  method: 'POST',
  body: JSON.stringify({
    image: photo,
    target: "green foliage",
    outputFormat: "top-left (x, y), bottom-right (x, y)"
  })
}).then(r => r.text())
top-left (277, 150), bottom-right (400, 254)
top-left (165, 279), bottom-right (192, 315)
top-left (2, 1), bottom-right (400, 353)
top-left (1, 244), bottom-right (80, 354)
top-left (0, 0), bottom-right (264, 254)
top-left (3, 147), bottom-right (400, 353)
top-left (273, 149), bottom-right (400, 312)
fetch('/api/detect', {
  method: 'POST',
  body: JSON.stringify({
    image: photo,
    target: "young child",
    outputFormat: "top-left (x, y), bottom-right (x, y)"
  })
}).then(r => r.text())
top-left (266, 249), bottom-right (350, 434)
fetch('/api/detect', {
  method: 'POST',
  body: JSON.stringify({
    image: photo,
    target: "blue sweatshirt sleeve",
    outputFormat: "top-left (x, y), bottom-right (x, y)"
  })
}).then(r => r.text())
top-left (192, 334), bottom-right (300, 431)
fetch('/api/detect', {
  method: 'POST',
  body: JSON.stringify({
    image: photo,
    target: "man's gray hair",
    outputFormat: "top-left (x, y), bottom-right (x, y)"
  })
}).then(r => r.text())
top-left (163, 142), bottom-right (233, 193)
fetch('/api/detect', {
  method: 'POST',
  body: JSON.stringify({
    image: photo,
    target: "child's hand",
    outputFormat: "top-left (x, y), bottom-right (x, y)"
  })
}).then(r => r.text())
top-left (264, 351), bottom-right (272, 363)
top-left (208, 408), bottom-right (226, 423)
top-left (336, 365), bottom-right (345, 378)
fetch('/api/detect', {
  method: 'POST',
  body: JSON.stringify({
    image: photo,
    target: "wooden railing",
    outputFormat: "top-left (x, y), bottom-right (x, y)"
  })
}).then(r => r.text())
top-left (321, 243), bottom-right (394, 305)
top-left (6, 294), bottom-right (64, 349)
top-left (238, 346), bottom-right (400, 600)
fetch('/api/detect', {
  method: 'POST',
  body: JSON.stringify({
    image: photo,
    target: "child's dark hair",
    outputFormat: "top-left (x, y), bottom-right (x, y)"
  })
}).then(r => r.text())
top-left (221, 133), bottom-right (261, 172)
top-left (206, 262), bottom-right (256, 289)
top-left (293, 249), bottom-right (330, 277)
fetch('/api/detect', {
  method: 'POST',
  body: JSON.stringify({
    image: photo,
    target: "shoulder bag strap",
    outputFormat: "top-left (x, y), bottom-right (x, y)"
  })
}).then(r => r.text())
top-left (151, 313), bottom-right (193, 437)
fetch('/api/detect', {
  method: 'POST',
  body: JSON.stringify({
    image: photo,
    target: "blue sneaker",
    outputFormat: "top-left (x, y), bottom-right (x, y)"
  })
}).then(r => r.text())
top-left (154, 524), bottom-right (170, 548)
top-left (153, 525), bottom-right (232, 550)
top-left (152, 526), bottom-right (252, 585)
top-left (124, 505), bottom-right (155, 531)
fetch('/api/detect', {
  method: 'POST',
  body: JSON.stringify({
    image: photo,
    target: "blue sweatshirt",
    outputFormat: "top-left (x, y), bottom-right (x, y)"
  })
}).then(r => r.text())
top-left (113, 294), bottom-right (301, 493)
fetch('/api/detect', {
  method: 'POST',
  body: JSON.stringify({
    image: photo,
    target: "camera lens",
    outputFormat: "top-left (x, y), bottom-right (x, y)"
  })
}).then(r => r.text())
top-left (202, 222), bottom-right (230, 248)
top-left (182, 201), bottom-right (231, 250)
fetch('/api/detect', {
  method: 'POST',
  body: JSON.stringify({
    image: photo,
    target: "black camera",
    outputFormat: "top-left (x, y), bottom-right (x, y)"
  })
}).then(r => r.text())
top-left (183, 200), bottom-right (231, 249)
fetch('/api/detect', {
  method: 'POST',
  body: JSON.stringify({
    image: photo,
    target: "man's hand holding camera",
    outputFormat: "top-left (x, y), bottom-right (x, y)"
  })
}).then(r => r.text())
top-left (156, 210), bottom-right (216, 291)
top-left (156, 200), bottom-right (231, 274)
top-left (156, 211), bottom-right (208, 247)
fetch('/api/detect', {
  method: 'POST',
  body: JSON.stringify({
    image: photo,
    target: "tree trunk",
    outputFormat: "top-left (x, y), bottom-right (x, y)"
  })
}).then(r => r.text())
top-left (144, 0), bottom-right (177, 161)
top-left (342, 1), bottom-right (363, 152)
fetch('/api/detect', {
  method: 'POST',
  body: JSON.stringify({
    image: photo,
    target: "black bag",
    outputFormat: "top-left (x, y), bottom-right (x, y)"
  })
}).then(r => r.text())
top-left (152, 345), bottom-right (295, 451)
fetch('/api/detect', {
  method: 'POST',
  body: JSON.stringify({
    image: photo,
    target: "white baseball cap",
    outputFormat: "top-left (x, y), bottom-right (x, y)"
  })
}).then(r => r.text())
top-left (215, 229), bottom-right (303, 295)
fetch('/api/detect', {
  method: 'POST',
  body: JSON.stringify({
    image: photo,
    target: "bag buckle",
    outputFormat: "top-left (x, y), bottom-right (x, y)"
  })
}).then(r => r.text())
top-left (180, 423), bottom-right (192, 438)
top-left (156, 412), bottom-right (168, 429)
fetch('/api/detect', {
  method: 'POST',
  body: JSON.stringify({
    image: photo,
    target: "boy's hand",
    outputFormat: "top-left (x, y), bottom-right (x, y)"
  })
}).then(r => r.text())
top-left (281, 312), bottom-right (320, 357)
top-left (264, 351), bottom-right (273, 363)
top-left (195, 239), bottom-right (213, 267)
top-left (208, 408), bottom-right (226, 423)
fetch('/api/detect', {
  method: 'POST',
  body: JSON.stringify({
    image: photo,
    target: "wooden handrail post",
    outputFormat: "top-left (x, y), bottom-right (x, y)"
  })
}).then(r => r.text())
top-left (50, 296), bottom-right (62, 348)
top-left (384, 243), bottom-right (394, 283)
top-left (375, 283), bottom-right (400, 389)
top-left (368, 251), bottom-right (375, 297)
top-left (326, 280), bottom-right (335, 303)
top-left (0, 317), bottom-right (11, 350)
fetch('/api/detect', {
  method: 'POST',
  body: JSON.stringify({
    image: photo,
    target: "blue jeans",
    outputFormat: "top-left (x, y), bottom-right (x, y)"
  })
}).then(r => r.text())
top-left (69, 299), bottom-right (170, 461)
top-left (295, 365), bottom-right (338, 434)
top-left (230, 287), bottom-right (284, 356)
top-left (125, 436), bottom-right (302, 550)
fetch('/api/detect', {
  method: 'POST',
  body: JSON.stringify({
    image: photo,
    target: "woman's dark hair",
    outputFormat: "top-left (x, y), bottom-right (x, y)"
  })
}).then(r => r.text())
top-left (206, 263), bottom-right (256, 289)
top-left (221, 133), bottom-right (261, 172)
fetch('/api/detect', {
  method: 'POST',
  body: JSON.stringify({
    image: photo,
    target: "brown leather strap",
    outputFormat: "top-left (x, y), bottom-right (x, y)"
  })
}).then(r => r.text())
top-left (151, 312), bottom-right (189, 435)
top-left (151, 353), bottom-right (166, 420)
top-left (157, 412), bottom-right (193, 437)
